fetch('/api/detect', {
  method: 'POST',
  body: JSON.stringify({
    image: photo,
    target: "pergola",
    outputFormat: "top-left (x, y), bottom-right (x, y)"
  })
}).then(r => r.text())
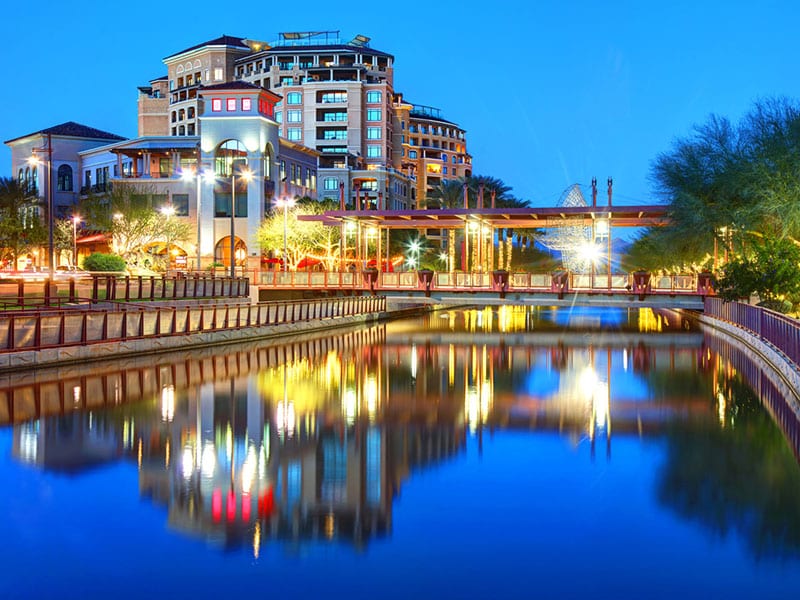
top-left (300, 204), bottom-right (669, 272)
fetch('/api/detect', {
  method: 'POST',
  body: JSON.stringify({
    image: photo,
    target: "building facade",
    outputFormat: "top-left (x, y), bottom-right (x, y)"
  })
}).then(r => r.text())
top-left (5, 32), bottom-right (472, 272)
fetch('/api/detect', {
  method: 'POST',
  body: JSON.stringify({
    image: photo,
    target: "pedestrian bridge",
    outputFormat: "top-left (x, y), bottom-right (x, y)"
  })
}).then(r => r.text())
top-left (257, 270), bottom-right (711, 309)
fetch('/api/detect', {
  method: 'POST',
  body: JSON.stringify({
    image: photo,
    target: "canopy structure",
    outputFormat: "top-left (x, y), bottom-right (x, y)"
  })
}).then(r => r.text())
top-left (299, 205), bottom-right (669, 230)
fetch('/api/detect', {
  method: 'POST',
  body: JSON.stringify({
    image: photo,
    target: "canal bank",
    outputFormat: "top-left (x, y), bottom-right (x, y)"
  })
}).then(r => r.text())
top-left (692, 310), bottom-right (800, 417)
top-left (0, 297), bottom-right (436, 374)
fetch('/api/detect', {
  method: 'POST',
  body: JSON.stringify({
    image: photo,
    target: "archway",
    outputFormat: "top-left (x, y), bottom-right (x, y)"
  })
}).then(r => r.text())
top-left (215, 236), bottom-right (247, 272)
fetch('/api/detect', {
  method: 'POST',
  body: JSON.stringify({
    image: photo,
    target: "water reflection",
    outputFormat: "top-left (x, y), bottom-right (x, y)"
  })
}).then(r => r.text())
top-left (3, 306), bottom-right (800, 563)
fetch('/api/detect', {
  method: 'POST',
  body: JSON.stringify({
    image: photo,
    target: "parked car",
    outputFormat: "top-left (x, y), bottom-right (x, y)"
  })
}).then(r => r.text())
top-left (55, 265), bottom-right (88, 279)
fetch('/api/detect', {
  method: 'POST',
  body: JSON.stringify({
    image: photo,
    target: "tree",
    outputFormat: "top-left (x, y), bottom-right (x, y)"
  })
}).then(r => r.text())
top-left (649, 97), bottom-right (800, 271)
top-left (80, 183), bottom-right (190, 270)
top-left (714, 237), bottom-right (800, 312)
top-left (0, 177), bottom-right (46, 268)
top-left (256, 198), bottom-right (342, 270)
top-left (426, 180), bottom-right (464, 271)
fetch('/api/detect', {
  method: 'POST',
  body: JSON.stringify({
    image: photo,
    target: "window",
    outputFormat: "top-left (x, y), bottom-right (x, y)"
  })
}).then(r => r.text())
top-left (366, 90), bottom-right (382, 103)
top-left (287, 110), bottom-right (302, 123)
top-left (280, 77), bottom-right (293, 86)
top-left (319, 91), bottom-right (346, 103)
top-left (56, 165), bottom-right (73, 192)
top-left (366, 127), bottom-right (381, 140)
top-left (367, 145), bottom-right (382, 158)
top-left (287, 128), bottom-right (301, 141)
top-left (322, 129), bottom-right (347, 140)
top-left (241, 98), bottom-right (252, 111)
top-left (227, 98), bottom-right (237, 111)
top-left (212, 98), bottom-right (222, 112)
top-left (286, 92), bottom-right (302, 105)
top-left (213, 67), bottom-right (223, 81)
top-left (213, 192), bottom-right (248, 217)
top-left (323, 177), bottom-right (339, 191)
top-left (172, 194), bottom-right (189, 216)
top-left (366, 109), bottom-right (381, 121)
top-left (275, 111), bottom-right (283, 123)
top-left (408, 150), bottom-right (417, 159)
top-left (322, 111), bottom-right (347, 122)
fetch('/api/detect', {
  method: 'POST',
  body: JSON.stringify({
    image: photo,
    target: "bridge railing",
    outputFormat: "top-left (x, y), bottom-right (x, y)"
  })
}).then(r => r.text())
top-left (254, 269), bottom-right (708, 296)
top-left (704, 297), bottom-right (800, 368)
top-left (0, 296), bottom-right (386, 353)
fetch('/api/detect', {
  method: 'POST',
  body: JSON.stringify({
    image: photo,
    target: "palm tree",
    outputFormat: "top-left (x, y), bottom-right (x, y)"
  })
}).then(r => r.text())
top-left (0, 177), bottom-right (45, 269)
top-left (427, 180), bottom-right (464, 272)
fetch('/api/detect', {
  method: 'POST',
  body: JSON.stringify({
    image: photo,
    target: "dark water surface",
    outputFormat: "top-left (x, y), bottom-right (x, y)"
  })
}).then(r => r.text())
top-left (2, 306), bottom-right (800, 599)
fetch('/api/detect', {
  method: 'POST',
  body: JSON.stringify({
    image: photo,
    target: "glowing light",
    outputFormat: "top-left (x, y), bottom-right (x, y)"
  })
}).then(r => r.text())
top-left (276, 401), bottom-right (296, 439)
top-left (161, 385), bottom-right (175, 422)
top-left (181, 446), bottom-right (194, 480)
top-left (366, 375), bottom-right (378, 419)
top-left (343, 388), bottom-right (358, 425)
top-left (577, 241), bottom-right (602, 264)
top-left (201, 442), bottom-right (217, 478)
top-left (410, 344), bottom-right (417, 379)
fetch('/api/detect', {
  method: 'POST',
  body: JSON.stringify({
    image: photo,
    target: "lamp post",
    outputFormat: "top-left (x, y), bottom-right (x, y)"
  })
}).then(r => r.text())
top-left (230, 169), bottom-right (252, 278)
top-left (182, 167), bottom-right (210, 272)
top-left (275, 197), bottom-right (296, 272)
top-left (28, 135), bottom-right (53, 279)
top-left (71, 215), bottom-right (80, 267)
top-left (160, 204), bottom-right (175, 271)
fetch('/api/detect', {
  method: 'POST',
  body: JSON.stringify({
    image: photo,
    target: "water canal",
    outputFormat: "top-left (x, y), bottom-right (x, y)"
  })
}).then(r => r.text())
top-left (1, 306), bottom-right (799, 599)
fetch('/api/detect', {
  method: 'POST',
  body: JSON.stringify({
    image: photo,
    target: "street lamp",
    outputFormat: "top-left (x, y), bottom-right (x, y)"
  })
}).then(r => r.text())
top-left (28, 142), bottom-right (53, 279)
top-left (182, 167), bottom-right (213, 271)
top-left (274, 197), bottom-right (296, 272)
top-left (161, 204), bottom-right (175, 271)
top-left (72, 215), bottom-right (80, 268)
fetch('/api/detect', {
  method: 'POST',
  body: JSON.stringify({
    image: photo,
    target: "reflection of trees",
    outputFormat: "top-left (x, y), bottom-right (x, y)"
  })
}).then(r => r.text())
top-left (657, 377), bottom-right (800, 559)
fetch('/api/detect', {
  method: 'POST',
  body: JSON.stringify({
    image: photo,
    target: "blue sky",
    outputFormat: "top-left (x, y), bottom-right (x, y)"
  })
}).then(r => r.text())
top-left (2, 0), bottom-right (799, 206)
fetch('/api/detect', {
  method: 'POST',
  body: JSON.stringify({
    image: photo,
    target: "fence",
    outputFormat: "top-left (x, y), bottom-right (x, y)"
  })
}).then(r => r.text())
top-left (0, 296), bottom-right (386, 353)
top-left (704, 297), bottom-right (800, 368)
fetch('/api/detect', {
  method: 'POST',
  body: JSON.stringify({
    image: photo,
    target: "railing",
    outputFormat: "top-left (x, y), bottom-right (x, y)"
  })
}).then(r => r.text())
top-left (256, 270), bottom-right (709, 296)
top-left (704, 297), bottom-right (800, 369)
top-left (0, 296), bottom-right (386, 353)
top-left (0, 275), bottom-right (249, 308)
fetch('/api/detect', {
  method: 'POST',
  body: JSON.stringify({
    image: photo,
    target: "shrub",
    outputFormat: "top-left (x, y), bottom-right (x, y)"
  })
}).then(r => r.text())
top-left (82, 253), bottom-right (127, 272)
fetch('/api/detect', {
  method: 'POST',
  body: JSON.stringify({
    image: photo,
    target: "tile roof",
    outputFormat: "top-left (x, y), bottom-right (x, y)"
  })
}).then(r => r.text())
top-left (164, 35), bottom-right (248, 60)
top-left (4, 121), bottom-right (126, 145)
top-left (200, 81), bottom-right (263, 91)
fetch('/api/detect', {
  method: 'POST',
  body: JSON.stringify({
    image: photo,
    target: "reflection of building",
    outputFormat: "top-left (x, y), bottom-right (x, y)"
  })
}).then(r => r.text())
top-left (8, 307), bottom-right (741, 553)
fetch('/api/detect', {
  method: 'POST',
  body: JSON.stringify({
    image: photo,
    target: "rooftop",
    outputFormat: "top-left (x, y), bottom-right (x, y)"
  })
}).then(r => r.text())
top-left (4, 121), bottom-right (126, 145)
top-left (164, 34), bottom-right (248, 61)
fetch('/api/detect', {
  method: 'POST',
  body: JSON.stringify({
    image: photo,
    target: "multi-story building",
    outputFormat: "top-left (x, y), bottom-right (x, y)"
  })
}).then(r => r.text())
top-left (5, 32), bottom-right (471, 272)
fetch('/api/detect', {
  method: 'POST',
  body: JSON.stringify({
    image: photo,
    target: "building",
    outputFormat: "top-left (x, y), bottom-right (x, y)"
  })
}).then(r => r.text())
top-left (5, 32), bottom-right (472, 272)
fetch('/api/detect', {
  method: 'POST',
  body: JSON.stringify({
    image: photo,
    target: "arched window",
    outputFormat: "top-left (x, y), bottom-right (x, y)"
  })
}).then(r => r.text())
top-left (263, 143), bottom-right (273, 180)
top-left (17, 168), bottom-right (23, 183)
top-left (31, 166), bottom-right (38, 194)
top-left (214, 139), bottom-right (248, 177)
top-left (57, 165), bottom-right (73, 192)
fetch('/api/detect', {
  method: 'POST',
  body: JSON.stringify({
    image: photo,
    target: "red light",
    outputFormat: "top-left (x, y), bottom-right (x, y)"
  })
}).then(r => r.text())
top-left (227, 490), bottom-right (236, 522)
top-left (242, 492), bottom-right (251, 521)
top-left (212, 489), bottom-right (222, 523)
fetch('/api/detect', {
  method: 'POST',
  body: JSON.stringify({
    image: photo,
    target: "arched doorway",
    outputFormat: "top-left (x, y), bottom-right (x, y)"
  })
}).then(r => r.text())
top-left (215, 236), bottom-right (247, 273)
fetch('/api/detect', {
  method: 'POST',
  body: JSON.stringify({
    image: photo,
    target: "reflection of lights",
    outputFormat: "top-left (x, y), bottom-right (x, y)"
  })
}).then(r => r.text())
top-left (365, 375), bottom-right (378, 419)
top-left (241, 445), bottom-right (257, 492)
top-left (593, 381), bottom-right (609, 429)
top-left (410, 343), bottom-right (417, 379)
top-left (466, 386), bottom-right (480, 433)
top-left (253, 522), bottom-right (262, 559)
top-left (324, 513), bottom-right (335, 539)
top-left (343, 388), bottom-right (357, 425)
top-left (201, 442), bottom-right (217, 478)
top-left (717, 390), bottom-right (726, 427)
top-left (161, 385), bottom-right (175, 422)
top-left (623, 348), bottom-right (629, 371)
top-left (181, 445), bottom-right (194, 480)
top-left (73, 385), bottom-right (81, 404)
top-left (276, 401), bottom-right (296, 439)
top-left (18, 422), bottom-right (38, 464)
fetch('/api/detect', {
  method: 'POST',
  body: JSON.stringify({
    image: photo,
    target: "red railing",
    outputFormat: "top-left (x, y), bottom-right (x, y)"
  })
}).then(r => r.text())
top-left (0, 296), bottom-right (386, 353)
top-left (704, 297), bottom-right (800, 368)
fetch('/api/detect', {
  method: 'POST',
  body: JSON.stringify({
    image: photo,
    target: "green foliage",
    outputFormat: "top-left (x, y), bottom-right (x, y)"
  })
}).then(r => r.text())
top-left (80, 183), bottom-right (191, 269)
top-left (714, 237), bottom-right (800, 311)
top-left (82, 252), bottom-right (126, 272)
top-left (649, 97), bottom-right (800, 271)
top-left (0, 177), bottom-right (46, 265)
top-left (257, 199), bottom-right (341, 269)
